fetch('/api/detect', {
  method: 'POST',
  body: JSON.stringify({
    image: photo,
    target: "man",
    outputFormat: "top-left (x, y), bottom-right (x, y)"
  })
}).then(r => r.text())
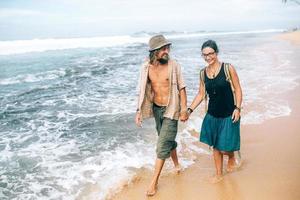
top-left (135, 34), bottom-right (188, 196)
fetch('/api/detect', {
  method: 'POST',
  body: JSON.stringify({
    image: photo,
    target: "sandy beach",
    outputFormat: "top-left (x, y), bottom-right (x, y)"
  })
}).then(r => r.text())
top-left (277, 30), bottom-right (300, 44)
top-left (110, 31), bottom-right (300, 200)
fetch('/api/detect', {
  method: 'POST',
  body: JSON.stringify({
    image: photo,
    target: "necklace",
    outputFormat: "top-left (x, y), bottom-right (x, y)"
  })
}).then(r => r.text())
top-left (208, 62), bottom-right (222, 95)
top-left (209, 62), bottom-right (222, 78)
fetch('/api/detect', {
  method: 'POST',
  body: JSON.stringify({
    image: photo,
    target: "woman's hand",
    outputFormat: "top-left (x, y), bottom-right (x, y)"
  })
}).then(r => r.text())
top-left (231, 108), bottom-right (240, 123)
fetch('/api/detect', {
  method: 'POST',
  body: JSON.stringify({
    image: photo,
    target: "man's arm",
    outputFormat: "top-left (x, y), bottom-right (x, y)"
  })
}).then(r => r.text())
top-left (179, 88), bottom-right (187, 111)
top-left (135, 63), bottom-right (145, 127)
top-left (176, 62), bottom-right (188, 121)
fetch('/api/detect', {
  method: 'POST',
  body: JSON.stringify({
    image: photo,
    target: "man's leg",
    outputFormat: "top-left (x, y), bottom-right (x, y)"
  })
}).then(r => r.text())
top-left (147, 115), bottom-right (178, 195)
top-left (148, 105), bottom-right (165, 196)
top-left (170, 148), bottom-right (182, 173)
top-left (163, 118), bottom-right (180, 172)
top-left (170, 148), bottom-right (179, 166)
top-left (147, 158), bottom-right (165, 196)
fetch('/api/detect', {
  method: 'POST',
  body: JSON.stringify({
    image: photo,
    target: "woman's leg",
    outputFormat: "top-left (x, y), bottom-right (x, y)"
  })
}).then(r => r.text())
top-left (221, 151), bottom-right (235, 164)
top-left (225, 151), bottom-right (239, 172)
top-left (211, 148), bottom-right (224, 183)
top-left (227, 151), bottom-right (235, 165)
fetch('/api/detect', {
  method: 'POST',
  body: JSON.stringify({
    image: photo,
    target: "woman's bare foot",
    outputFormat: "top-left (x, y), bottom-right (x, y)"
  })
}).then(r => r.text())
top-left (227, 158), bottom-right (242, 173)
top-left (227, 157), bottom-right (236, 172)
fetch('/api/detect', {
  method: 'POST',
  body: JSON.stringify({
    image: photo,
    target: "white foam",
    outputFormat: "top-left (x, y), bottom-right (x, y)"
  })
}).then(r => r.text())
top-left (0, 112), bottom-right (156, 199)
top-left (0, 36), bottom-right (147, 55)
top-left (0, 69), bottom-right (66, 85)
top-left (0, 108), bottom-right (210, 200)
top-left (167, 29), bottom-right (285, 40)
top-left (242, 101), bottom-right (292, 124)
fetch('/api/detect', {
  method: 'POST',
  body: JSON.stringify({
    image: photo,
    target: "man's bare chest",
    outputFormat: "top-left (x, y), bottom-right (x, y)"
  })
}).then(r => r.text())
top-left (148, 66), bottom-right (169, 85)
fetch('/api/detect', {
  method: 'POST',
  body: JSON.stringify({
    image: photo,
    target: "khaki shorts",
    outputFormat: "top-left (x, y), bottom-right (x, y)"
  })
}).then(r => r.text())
top-left (153, 103), bottom-right (178, 159)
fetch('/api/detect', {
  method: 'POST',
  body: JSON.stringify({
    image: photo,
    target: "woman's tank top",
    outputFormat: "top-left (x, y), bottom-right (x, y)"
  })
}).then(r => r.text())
top-left (204, 63), bottom-right (235, 118)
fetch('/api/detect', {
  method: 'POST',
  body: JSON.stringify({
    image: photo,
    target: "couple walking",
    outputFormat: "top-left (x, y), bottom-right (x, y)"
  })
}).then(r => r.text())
top-left (135, 34), bottom-right (243, 196)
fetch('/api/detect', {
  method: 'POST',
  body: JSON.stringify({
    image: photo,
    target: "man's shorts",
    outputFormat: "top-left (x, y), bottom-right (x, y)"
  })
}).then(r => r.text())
top-left (153, 103), bottom-right (178, 160)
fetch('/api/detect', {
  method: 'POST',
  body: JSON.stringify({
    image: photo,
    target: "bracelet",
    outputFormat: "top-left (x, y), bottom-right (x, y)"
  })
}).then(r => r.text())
top-left (187, 107), bottom-right (193, 114)
top-left (234, 105), bottom-right (241, 112)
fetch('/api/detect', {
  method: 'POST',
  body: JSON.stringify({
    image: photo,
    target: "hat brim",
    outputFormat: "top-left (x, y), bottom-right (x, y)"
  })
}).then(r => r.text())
top-left (149, 42), bottom-right (172, 52)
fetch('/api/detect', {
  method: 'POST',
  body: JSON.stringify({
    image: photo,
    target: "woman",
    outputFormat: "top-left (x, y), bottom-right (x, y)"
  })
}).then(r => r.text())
top-left (187, 40), bottom-right (243, 183)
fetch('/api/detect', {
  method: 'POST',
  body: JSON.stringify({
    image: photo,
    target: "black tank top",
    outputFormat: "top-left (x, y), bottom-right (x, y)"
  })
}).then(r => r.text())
top-left (204, 63), bottom-right (235, 118)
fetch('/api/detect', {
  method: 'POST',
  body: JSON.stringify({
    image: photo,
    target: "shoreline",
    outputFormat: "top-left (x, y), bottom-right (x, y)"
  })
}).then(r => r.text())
top-left (110, 31), bottom-right (300, 200)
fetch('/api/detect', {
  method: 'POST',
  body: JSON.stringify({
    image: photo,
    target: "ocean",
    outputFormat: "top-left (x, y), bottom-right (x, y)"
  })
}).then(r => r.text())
top-left (0, 30), bottom-right (299, 199)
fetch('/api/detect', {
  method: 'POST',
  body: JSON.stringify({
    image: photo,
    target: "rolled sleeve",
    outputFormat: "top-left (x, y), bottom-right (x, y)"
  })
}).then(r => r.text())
top-left (136, 69), bottom-right (142, 111)
top-left (176, 63), bottom-right (186, 90)
top-left (136, 67), bottom-right (142, 96)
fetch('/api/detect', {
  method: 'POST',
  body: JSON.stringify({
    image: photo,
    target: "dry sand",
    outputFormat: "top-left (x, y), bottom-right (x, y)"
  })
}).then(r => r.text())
top-left (277, 30), bottom-right (300, 44)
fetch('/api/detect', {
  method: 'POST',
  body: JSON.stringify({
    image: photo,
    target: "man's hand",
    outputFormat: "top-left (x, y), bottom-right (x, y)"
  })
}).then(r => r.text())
top-left (135, 112), bottom-right (142, 127)
top-left (179, 111), bottom-right (189, 122)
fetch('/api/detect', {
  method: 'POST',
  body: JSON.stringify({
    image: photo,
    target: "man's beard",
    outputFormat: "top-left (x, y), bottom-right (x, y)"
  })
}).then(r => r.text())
top-left (157, 54), bottom-right (169, 64)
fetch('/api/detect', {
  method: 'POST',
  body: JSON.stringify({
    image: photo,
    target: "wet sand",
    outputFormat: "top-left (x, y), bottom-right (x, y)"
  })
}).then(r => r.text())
top-left (111, 31), bottom-right (300, 200)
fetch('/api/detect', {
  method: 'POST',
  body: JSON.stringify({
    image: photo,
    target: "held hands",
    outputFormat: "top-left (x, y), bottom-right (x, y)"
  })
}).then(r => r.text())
top-left (179, 110), bottom-right (189, 122)
top-left (135, 112), bottom-right (142, 127)
top-left (180, 107), bottom-right (193, 122)
top-left (231, 108), bottom-right (240, 123)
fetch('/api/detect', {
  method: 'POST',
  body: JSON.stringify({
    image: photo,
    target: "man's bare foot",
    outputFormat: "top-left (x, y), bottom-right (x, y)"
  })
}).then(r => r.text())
top-left (209, 175), bottom-right (223, 184)
top-left (146, 189), bottom-right (156, 196)
top-left (146, 183), bottom-right (158, 196)
top-left (174, 164), bottom-right (183, 174)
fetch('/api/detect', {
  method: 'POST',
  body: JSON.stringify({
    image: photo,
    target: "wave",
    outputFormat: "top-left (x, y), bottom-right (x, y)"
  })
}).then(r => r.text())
top-left (0, 29), bottom-right (285, 55)
top-left (0, 69), bottom-right (66, 85)
top-left (168, 29), bottom-right (285, 39)
top-left (0, 35), bottom-right (147, 56)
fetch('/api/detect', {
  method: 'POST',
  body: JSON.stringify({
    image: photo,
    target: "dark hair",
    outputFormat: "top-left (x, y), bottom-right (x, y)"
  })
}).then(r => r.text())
top-left (201, 40), bottom-right (219, 53)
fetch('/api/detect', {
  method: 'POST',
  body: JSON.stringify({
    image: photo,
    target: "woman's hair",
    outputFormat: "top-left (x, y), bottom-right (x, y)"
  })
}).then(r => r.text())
top-left (201, 40), bottom-right (219, 53)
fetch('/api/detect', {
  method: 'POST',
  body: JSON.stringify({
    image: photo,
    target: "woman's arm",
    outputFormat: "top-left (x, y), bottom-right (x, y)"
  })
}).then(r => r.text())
top-left (229, 64), bottom-right (243, 122)
top-left (189, 75), bottom-right (206, 112)
top-left (229, 64), bottom-right (242, 109)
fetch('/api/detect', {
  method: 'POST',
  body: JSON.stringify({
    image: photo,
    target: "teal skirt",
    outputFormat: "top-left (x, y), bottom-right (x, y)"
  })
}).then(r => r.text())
top-left (200, 113), bottom-right (240, 152)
